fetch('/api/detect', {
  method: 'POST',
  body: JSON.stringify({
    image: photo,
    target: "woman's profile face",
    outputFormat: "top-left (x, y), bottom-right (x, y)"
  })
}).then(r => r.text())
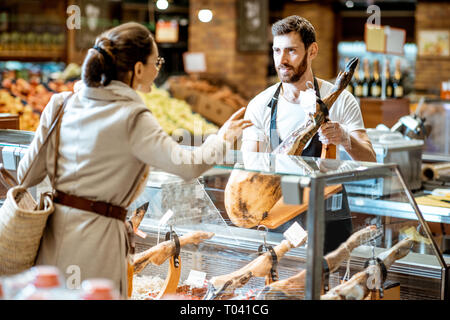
top-left (135, 42), bottom-right (160, 93)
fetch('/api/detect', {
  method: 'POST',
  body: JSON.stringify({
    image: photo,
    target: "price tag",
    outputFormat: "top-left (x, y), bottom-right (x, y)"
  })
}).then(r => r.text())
top-left (283, 222), bottom-right (307, 247)
top-left (134, 228), bottom-right (147, 239)
top-left (158, 209), bottom-right (174, 227)
top-left (185, 269), bottom-right (207, 288)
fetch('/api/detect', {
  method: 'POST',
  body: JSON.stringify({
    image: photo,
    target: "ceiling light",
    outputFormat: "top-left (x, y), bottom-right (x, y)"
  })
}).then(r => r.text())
top-left (198, 9), bottom-right (213, 23)
top-left (156, 0), bottom-right (169, 10)
top-left (345, 1), bottom-right (354, 8)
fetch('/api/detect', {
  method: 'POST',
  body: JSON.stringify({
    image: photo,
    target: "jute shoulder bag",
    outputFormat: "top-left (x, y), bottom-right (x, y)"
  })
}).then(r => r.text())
top-left (0, 93), bottom-right (73, 275)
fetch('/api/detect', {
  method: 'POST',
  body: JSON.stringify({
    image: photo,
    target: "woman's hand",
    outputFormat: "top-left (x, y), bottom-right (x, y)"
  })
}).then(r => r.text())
top-left (218, 107), bottom-right (254, 145)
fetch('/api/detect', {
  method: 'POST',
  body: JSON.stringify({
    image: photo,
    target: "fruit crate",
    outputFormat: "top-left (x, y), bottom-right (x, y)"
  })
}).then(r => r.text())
top-left (195, 94), bottom-right (237, 126)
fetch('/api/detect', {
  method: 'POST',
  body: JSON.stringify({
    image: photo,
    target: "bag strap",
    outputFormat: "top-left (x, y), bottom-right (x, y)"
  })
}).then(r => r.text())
top-left (0, 163), bottom-right (19, 188)
top-left (20, 93), bottom-right (74, 187)
top-left (51, 98), bottom-right (68, 188)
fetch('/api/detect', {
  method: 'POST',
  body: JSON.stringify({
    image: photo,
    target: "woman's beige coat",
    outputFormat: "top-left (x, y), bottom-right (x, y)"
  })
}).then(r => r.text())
top-left (17, 80), bottom-right (229, 297)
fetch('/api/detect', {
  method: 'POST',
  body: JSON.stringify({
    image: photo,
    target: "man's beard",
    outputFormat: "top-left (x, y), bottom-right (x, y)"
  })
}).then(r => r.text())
top-left (276, 53), bottom-right (308, 83)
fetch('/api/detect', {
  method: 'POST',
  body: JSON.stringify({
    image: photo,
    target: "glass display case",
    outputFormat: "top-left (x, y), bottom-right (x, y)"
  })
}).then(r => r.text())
top-left (0, 129), bottom-right (448, 300)
top-left (131, 149), bottom-right (449, 300)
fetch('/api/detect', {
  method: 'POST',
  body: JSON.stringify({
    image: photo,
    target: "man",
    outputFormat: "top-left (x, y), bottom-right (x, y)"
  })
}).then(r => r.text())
top-left (241, 15), bottom-right (376, 253)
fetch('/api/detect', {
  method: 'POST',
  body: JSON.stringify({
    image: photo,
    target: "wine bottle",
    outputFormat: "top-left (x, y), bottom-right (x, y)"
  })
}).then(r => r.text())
top-left (352, 67), bottom-right (363, 98)
top-left (344, 58), bottom-right (354, 95)
top-left (370, 59), bottom-right (382, 98)
top-left (362, 59), bottom-right (371, 98)
top-left (384, 60), bottom-right (393, 98)
top-left (392, 60), bottom-right (404, 98)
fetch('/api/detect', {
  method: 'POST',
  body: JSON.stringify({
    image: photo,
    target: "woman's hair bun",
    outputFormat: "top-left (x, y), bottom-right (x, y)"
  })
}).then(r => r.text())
top-left (81, 22), bottom-right (154, 88)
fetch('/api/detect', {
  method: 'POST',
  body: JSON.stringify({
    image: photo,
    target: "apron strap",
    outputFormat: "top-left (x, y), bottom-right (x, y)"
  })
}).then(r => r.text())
top-left (268, 84), bottom-right (283, 151)
top-left (268, 78), bottom-right (322, 153)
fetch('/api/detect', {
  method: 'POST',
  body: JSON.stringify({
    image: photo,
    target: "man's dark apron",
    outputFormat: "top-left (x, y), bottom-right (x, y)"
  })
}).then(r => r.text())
top-left (268, 79), bottom-right (353, 254)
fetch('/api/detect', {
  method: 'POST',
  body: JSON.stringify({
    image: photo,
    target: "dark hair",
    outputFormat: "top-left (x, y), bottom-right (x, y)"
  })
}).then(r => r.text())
top-left (271, 15), bottom-right (316, 49)
top-left (82, 22), bottom-right (155, 87)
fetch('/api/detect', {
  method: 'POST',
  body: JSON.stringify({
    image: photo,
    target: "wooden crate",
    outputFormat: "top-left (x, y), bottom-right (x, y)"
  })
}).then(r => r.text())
top-left (0, 114), bottom-right (20, 130)
top-left (195, 94), bottom-right (236, 126)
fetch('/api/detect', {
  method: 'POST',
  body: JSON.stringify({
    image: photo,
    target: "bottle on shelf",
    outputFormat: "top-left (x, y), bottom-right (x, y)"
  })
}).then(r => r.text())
top-left (370, 59), bottom-right (382, 98)
top-left (344, 58), bottom-right (354, 95)
top-left (352, 63), bottom-right (364, 98)
top-left (362, 58), bottom-right (372, 98)
top-left (392, 60), bottom-right (404, 99)
top-left (384, 60), bottom-right (394, 98)
top-left (80, 279), bottom-right (120, 300)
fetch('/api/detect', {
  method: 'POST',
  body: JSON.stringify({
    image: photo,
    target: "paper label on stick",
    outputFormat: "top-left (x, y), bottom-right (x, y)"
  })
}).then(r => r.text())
top-left (158, 209), bottom-right (174, 227)
top-left (134, 228), bottom-right (147, 239)
top-left (283, 222), bottom-right (307, 247)
top-left (185, 269), bottom-right (207, 288)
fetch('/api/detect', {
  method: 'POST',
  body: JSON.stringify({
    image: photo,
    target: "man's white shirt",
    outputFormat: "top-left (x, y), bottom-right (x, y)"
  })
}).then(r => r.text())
top-left (242, 80), bottom-right (366, 153)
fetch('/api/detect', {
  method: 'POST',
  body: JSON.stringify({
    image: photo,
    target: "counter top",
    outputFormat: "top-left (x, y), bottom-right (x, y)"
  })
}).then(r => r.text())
top-left (349, 196), bottom-right (450, 224)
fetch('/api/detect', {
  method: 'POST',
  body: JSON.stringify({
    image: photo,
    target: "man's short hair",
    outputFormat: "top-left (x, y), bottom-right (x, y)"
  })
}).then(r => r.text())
top-left (272, 15), bottom-right (316, 49)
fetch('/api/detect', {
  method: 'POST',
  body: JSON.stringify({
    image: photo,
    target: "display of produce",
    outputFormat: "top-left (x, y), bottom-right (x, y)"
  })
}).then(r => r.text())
top-left (1, 78), bottom-right (53, 113)
top-left (1, 78), bottom-right (75, 112)
top-left (224, 57), bottom-right (359, 228)
top-left (0, 89), bottom-right (39, 131)
top-left (52, 63), bottom-right (82, 81)
top-left (137, 87), bottom-right (218, 135)
top-left (0, 76), bottom-right (75, 131)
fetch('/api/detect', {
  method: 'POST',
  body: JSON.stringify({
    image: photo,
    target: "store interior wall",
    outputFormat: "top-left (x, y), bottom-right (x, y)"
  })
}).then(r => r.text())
top-left (414, 0), bottom-right (450, 94)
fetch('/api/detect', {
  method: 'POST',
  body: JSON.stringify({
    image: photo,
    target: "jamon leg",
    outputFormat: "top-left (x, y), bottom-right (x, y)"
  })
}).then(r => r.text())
top-left (256, 225), bottom-right (378, 300)
top-left (204, 237), bottom-right (307, 300)
top-left (132, 231), bottom-right (214, 274)
top-left (321, 237), bottom-right (414, 300)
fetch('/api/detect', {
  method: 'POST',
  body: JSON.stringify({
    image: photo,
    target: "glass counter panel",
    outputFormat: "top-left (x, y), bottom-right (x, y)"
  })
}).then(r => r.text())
top-left (214, 150), bottom-right (393, 178)
top-left (339, 169), bottom-right (443, 300)
top-left (132, 151), bottom-right (447, 301)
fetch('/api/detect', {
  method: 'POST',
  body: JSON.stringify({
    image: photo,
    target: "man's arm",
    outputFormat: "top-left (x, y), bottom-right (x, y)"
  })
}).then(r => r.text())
top-left (319, 122), bottom-right (377, 162)
top-left (345, 129), bottom-right (376, 162)
top-left (241, 140), bottom-right (261, 152)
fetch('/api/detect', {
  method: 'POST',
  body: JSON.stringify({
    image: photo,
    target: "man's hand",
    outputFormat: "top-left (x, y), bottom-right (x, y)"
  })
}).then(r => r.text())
top-left (319, 122), bottom-right (377, 162)
top-left (318, 121), bottom-right (351, 149)
top-left (218, 107), bottom-right (254, 145)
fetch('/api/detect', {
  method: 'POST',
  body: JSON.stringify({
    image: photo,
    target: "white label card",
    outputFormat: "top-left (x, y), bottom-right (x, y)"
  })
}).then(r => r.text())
top-left (134, 228), bottom-right (147, 239)
top-left (158, 209), bottom-right (174, 227)
top-left (283, 222), bottom-right (307, 247)
top-left (185, 269), bottom-right (207, 288)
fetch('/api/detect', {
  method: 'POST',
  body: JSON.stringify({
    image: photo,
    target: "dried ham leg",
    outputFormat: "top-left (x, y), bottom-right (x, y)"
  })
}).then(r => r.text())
top-left (133, 231), bottom-right (214, 274)
top-left (256, 225), bottom-right (378, 300)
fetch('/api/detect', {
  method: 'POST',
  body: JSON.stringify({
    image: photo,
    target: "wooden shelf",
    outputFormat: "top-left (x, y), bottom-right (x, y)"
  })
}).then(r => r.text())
top-left (0, 49), bottom-right (65, 61)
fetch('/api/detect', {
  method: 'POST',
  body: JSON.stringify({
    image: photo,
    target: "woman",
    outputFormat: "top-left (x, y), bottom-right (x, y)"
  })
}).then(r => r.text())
top-left (17, 22), bottom-right (252, 298)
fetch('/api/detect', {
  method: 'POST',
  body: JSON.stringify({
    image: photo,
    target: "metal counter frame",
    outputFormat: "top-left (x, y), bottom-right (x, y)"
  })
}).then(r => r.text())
top-left (280, 163), bottom-right (449, 300)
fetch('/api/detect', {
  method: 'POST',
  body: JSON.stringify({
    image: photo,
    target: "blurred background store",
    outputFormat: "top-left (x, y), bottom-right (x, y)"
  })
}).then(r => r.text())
top-left (0, 0), bottom-right (450, 301)
top-left (0, 0), bottom-right (449, 154)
